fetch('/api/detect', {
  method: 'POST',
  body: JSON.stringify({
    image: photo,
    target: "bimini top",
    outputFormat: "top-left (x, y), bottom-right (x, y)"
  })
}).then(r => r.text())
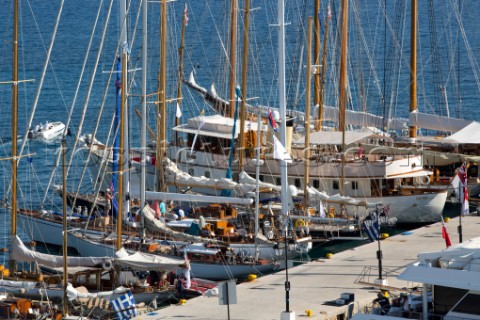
top-left (398, 236), bottom-right (480, 291)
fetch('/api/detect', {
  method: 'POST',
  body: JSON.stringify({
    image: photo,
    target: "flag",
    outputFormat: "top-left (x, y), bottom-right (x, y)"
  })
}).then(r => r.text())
top-left (441, 217), bottom-right (452, 248)
top-left (184, 4), bottom-right (189, 26)
top-left (268, 108), bottom-right (278, 132)
top-left (176, 102), bottom-right (182, 118)
top-left (363, 212), bottom-right (380, 242)
top-left (383, 204), bottom-right (390, 215)
top-left (272, 134), bottom-right (292, 162)
top-left (458, 162), bottom-right (469, 215)
top-left (110, 291), bottom-right (138, 320)
top-left (183, 252), bottom-right (191, 289)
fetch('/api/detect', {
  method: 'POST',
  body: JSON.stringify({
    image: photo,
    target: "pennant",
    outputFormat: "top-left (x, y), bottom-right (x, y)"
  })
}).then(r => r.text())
top-left (268, 108), bottom-right (278, 132)
top-left (184, 4), bottom-right (189, 26)
top-left (110, 291), bottom-right (138, 320)
top-left (458, 162), bottom-right (469, 215)
top-left (272, 134), bottom-right (292, 162)
top-left (441, 217), bottom-right (452, 248)
top-left (176, 102), bottom-right (182, 118)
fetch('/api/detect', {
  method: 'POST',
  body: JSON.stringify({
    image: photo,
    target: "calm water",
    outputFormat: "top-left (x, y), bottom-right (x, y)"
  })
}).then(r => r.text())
top-left (0, 1), bottom-right (475, 261)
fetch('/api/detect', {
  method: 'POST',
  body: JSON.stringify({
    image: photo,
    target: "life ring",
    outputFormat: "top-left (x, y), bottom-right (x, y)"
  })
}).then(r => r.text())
top-left (419, 176), bottom-right (430, 185)
top-left (295, 219), bottom-right (306, 228)
top-left (102, 260), bottom-right (113, 271)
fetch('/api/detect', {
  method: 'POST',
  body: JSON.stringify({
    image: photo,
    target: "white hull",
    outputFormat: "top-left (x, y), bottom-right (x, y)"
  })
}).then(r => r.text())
top-left (68, 233), bottom-right (279, 281)
top-left (18, 212), bottom-right (64, 247)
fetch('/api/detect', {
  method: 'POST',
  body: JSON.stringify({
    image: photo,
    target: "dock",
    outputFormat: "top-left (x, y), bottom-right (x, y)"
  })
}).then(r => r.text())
top-left (135, 215), bottom-right (478, 320)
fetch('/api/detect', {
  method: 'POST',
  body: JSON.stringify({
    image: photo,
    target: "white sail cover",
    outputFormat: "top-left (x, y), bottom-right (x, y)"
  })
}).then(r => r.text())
top-left (320, 105), bottom-right (408, 131)
top-left (164, 158), bottom-right (238, 190)
top-left (142, 205), bottom-right (222, 244)
top-left (410, 111), bottom-right (472, 132)
top-left (307, 186), bottom-right (378, 208)
top-left (10, 235), bottom-right (111, 268)
top-left (114, 248), bottom-right (182, 271)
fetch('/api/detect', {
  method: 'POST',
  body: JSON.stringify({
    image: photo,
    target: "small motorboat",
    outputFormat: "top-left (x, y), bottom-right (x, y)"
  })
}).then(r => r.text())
top-left (28, 121), bottom-right (65, 140)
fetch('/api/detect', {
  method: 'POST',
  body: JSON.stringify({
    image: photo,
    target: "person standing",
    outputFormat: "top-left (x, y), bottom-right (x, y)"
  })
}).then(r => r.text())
top-left (160, 200), bottom-right (166, 215)
top-left (105, 189), bottom-right (113, 215)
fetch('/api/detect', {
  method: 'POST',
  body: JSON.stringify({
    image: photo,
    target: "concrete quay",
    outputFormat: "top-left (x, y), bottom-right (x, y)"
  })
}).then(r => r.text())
top-left (134, 215), bottom-right (479, 320)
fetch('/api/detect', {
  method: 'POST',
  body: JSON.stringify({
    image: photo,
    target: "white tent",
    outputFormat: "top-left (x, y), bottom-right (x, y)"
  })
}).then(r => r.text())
top-left (443, 121), bottom-right (480, 144)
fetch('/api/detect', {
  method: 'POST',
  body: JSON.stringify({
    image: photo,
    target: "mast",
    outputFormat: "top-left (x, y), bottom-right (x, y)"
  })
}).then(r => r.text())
top-left (175, 4), bottom-right (187, 146)
top-left (409, 0), bottom-right (418, 141)
top-left (228, 0), bottom-right (238, 118)
top-left (117, 47), bottom-right (127, 251)
top-left (140, 0), bottom-right (148, 238)
top-left (156, 0), bottom-right (167, 192)
top-left (317, 4), bottom-right (331, 131)
top-left (303, 17), bottom-right (313, 212)
top-left (313, 0), bottom-right (320, 108)
top-left (339, 0), bottom-right (348, 195)
top-left (238, 0), bottom-right (250, 171)
top-left (9, 0), bottom-right (19, 273)
top-left (62, 138), bottom-right (68, 317)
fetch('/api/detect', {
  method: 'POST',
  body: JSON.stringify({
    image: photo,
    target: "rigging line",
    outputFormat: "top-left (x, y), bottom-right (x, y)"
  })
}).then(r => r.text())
top-left (65, 0), bottom-right (116, 180)
top-left (41, 0), bottom-right (106, 206)
top-left (451, 1), bottom-right (480, 101)
top-left (18, 1), bottom-right (65, 158)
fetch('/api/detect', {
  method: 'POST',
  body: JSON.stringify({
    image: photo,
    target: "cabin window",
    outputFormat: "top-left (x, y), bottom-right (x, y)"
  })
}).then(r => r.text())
top-left (313, 180), bottom-right (320, 188)
top-left (276, 177), bottom-right (281, 185)
top-left (188, 168), bottom-right (194, 176)
top-left (205, 170), bottom-right (210, 178)
top-left (450, 293), bottom-right (480, 315)
top-left (259, 175), bottom-right (264, 182)
top-left (351, 181), bottom-right (358, 190)
top-left (295, 179), bottom-right (301, 188)
top-left (333, 181), bottom-right (339, 190)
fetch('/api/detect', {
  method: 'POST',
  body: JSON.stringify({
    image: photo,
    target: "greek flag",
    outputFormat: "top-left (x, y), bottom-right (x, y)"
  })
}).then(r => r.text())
top-left (110, 291), bottom-right (138, 320)
top-left (362, 212), bottom-right (380, 242)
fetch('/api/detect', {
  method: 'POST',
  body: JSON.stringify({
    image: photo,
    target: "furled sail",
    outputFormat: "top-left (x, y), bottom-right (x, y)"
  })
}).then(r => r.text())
top-left (10, 235), bottom-right (111, 268)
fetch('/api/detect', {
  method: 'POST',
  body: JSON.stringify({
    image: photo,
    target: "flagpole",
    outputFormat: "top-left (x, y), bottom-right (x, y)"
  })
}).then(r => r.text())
top-left (376, 209), bottom-right (383, 282)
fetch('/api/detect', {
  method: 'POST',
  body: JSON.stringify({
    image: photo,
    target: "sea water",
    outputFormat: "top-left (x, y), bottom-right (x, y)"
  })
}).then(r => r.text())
top-left (0, 1), bottom-right (476, 260)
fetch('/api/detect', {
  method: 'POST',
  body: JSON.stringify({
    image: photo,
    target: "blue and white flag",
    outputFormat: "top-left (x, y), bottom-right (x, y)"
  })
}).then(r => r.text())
top-left (110, 291), bottom-right (138, 320)
top-left (362, 212), bottom-right (380, 242)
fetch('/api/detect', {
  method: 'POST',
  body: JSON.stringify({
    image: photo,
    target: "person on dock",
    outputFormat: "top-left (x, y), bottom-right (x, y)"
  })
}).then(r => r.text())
top-left (373, 292), bottom-right (391, 315)
top-left (160, 200), bottom-right (166, 215)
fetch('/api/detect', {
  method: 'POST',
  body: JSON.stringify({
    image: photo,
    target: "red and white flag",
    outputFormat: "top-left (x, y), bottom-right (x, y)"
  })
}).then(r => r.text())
top-left (184, 4), bottom-right (189, 26)
top-left (268, 108), bottom-right (278, 132)
top-left (441, 217), bottom-right (452, 248)
top-left (458, 162), bottom-right (469, 215)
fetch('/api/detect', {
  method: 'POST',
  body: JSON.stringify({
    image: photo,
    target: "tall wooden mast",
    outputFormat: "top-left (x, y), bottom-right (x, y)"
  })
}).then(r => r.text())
top-left (409, 0), bottom-right (418, 140)
top-left (156, 0), bottom-right (168, 192)
top-left (314, 0), bottom-right (320, 108)
top-left (339, 0), bottom-right (348, 195)
top-left (228, 0), bottom-right (238, 118)
top-left (304, 17), bottom-right (313, 211)
top-left (238, 0), bottom-right (250, 171)
top-left (175, 4), bottom-right (187, 146)
top-left (317, 4), bottom-right (331, 131)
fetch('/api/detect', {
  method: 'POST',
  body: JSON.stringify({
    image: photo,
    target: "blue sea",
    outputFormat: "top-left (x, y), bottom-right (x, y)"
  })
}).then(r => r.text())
top-left (0, 1), bottom-right (476, 260)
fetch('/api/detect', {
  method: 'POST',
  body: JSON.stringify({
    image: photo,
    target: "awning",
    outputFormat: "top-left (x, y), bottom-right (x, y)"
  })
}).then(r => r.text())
top-left (443, 121), bottom-right (480, 144)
